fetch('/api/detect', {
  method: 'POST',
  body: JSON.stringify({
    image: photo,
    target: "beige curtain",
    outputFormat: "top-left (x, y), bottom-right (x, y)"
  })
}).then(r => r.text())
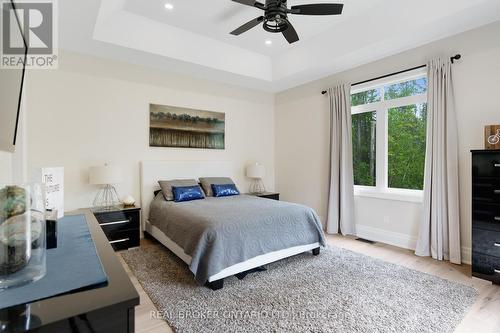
top-left (326, 84), bottom-right (356, 235)
top-left (415, 58), bottom-right (461, 264)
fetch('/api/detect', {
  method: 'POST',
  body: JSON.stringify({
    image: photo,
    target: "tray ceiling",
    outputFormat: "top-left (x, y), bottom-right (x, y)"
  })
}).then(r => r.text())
top-left (60, 0), bottom-right (500, 92)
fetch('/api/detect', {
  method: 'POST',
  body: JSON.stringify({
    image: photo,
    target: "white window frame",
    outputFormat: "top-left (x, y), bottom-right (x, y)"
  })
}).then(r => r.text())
top-left (351, 68), bottom-right (427, 203)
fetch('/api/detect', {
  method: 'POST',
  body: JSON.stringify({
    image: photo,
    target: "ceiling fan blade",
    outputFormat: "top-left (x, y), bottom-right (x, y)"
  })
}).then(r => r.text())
top-left (282, 21), bottom-right (299, 44)
top-left (290, 3), bottom-right (344, 15)
top-left (231, 0), bottom-right (266, 10)
top-left (230, 16), bottom-right (264, 35)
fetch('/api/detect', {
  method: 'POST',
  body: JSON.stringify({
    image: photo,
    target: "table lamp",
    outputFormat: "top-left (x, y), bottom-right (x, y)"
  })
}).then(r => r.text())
top-left (246, 163), bottom-right (266, 194)
top-left (89, 164), bottom-right (122, 209)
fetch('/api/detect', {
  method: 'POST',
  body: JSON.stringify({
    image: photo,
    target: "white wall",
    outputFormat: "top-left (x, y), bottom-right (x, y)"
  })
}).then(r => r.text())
top-left (275, 21), bottom-right (500, 263)
top-left (26, 51), bottom-right (275, 211)
top-left (0, 105), bottom-right (25, 184)
top-left (0, 152), bottom-right (12, 183)
top-left (0, 82), bottom-right (26, 184)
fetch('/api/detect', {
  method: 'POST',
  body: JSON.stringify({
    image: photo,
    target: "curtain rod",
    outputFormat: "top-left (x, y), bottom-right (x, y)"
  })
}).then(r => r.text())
top-left (321, 54), bottom-right (461, 95)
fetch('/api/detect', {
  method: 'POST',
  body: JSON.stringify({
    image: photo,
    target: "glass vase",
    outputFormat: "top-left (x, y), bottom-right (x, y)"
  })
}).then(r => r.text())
top-left (0, 183), bottom-right (46, 290)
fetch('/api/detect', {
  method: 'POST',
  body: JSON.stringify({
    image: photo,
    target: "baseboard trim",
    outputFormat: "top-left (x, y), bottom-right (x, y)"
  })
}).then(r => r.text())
top-left (355, 225), bottom-right (471, 265)
top-left (356, 225), bottom-right (417, 250)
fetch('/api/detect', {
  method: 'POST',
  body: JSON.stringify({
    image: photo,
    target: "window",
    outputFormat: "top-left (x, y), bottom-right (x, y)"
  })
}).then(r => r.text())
top-left (387, 103), bottom-right (427, 190)
top-left (352, 111), bottom-right (376, 186)
top-left (384, 78), bottom-right (427, 100)
top-left (351, 70), bottom-right (427, 196)
top-left (351, 89), bottom-right (381, 106)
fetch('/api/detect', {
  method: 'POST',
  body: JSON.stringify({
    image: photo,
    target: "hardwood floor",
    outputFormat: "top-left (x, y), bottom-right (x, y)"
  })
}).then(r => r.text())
top-left (118, 235), bottom-right (500, 333)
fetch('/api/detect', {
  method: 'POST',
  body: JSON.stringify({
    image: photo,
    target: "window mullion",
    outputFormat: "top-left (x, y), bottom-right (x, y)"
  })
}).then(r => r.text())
top-left (375, 106), bottom-right (387, 191)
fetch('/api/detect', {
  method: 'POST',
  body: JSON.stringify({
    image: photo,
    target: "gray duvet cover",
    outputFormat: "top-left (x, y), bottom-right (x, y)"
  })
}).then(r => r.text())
top-left (149, 194), bottom-right (326, 284)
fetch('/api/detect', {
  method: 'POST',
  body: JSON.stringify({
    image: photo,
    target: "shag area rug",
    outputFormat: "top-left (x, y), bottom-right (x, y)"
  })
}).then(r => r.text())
top-left (121, 245), bottom-right (477, 333)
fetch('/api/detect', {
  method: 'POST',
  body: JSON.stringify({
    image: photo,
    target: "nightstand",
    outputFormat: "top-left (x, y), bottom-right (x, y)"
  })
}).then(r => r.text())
top-left (91, 205), bottom-right (141, 251)
top-left (246, 192), bottom-right (280, 201)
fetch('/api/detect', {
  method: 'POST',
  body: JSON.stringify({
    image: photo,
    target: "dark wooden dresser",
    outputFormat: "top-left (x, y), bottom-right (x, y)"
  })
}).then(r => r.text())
top-left (472, 149), bottom-right (500, 284)
top-left (92, 206), bottom-right (141, 251)
top-left (0, 210), bottom-right (139, 332)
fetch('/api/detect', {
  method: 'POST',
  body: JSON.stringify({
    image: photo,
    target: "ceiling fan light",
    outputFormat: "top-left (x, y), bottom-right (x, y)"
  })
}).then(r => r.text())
top-left (230, 0), bottom-right (343, 44)
top-left (263, 19), bottom-right (288, 33)
top-left (164, 3), bottom-right (174, 10)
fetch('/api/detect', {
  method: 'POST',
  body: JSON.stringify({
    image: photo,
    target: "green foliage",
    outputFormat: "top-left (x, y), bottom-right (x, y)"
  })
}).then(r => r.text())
top-left (388, 104), bottom-right (427, 190)
top-left (351, 89), bottom-right (381, 107)
top-left (385, 78), bottom-right (427, 100)
top-left (351, 78), bottom-right (427, 190)
top-left (352, 112), bottom-right (376, 186)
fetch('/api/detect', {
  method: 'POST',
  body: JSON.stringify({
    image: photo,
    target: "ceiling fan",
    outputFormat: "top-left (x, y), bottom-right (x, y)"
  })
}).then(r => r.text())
top-left (230, 0), bottom-right (344, 44)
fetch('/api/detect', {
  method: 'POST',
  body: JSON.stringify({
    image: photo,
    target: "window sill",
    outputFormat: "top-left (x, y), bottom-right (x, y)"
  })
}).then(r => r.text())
top-left (354, 186), bottom-right (424, 203)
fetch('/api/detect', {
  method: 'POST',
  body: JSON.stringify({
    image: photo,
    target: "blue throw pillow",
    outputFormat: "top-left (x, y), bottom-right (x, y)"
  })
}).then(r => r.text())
top-left (172, 185), bottom-right (205, 202)
top-left (211, 184), bottom-right (240, 197)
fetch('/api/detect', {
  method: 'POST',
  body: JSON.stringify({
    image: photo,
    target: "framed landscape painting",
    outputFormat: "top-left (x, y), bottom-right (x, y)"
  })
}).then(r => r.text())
top-left (149, 104), bottom-right (225, 149)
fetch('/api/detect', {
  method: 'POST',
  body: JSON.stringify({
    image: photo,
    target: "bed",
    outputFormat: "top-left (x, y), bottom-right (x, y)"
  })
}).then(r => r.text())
top-left (140, 161), bottom-right (325, 290)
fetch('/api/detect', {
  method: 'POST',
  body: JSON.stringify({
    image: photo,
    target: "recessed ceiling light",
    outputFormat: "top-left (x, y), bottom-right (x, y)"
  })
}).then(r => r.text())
top-left (164, 3), bottom-right (174, 10)
top-left (265, 40), bottom-right (272, 45)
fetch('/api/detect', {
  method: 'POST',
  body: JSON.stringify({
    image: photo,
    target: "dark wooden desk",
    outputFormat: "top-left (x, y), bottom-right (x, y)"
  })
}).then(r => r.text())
top-left (0, 210), bottom-right (140, 333)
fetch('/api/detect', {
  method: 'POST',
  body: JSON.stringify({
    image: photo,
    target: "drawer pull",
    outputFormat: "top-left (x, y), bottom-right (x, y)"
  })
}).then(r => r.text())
top-left (495, 217), bottom-right (500, 222)
top-left (495, 190), bottom-right (500, 194)
top-left (495, 163), bottom-right (500, 168)
top-left (100, 219), bottom-right (130, 226)
top-left (495, 243), bottom-right (500, 247)
top-left (109, 238), bottom-right (129, 244)
top-left (495, 269), bottom-right (500, 274)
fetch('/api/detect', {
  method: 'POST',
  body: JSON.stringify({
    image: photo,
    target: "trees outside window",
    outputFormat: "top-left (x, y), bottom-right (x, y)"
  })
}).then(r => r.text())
top-left (388, 103), bottom-right (427, 190)
top-left (351, 72), bottom-right (427, 192)
top-left (352, 111), bottom-right (376, 186)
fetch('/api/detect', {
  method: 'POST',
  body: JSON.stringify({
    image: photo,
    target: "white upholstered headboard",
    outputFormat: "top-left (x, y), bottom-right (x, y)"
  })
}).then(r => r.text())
top-left (140, 160), bottom-right (235, 227)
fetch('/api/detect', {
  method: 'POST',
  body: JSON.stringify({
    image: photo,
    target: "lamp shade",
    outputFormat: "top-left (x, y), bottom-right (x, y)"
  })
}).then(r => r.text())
top-left (89, 165), bottom-right (122, 185)
top-left (246, 163), bottom-right (265, 179)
